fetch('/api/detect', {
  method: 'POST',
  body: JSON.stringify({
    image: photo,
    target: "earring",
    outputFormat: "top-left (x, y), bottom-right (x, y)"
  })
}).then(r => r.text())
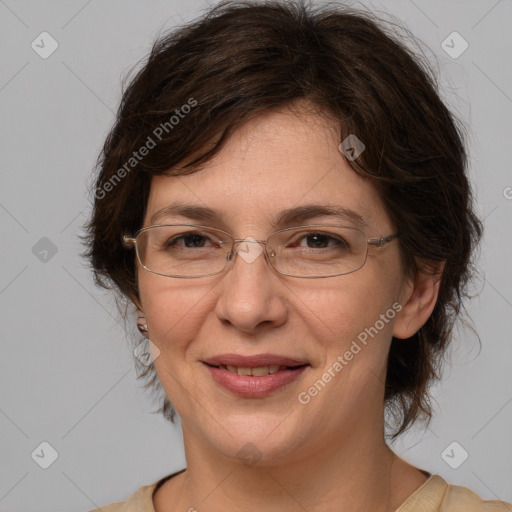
top-left (137, 314), bottom-right (149, 337)
top-left (135, 312), bottom-right (160, 365)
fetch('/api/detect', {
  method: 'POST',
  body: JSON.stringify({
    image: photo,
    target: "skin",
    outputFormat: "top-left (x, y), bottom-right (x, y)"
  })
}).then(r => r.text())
top-left (133, 103), bottom-right (443, 512)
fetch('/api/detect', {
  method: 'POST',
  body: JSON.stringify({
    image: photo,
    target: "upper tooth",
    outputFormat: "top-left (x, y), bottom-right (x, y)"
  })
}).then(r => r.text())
top-left (251, 366), bottom-right (269, 376)
top-left (223, 365), bottom-right (283, 376)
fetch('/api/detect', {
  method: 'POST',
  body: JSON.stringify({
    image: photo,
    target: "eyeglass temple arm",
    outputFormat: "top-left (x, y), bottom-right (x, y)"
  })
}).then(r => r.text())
top-left (368, 232), bottom-right (399, 248)
top-left (122, 235), bottom-right (136, 247)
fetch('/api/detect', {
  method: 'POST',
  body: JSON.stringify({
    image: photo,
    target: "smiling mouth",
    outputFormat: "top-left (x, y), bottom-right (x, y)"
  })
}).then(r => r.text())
top-left (203, 360), bottom-right (310, 397)
top-left (204, 363), bottom-right (309, 377)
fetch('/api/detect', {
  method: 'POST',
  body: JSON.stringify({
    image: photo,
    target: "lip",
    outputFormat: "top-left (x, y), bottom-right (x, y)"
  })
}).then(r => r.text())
top-left (204, 364), bottom-right (309, 397)
top-left (202, 353), bottom-right (309, 368)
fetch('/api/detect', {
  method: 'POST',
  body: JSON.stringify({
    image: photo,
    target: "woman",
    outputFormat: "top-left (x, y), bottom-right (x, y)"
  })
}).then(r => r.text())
top-left (83, 1), bottom-right (511, 510)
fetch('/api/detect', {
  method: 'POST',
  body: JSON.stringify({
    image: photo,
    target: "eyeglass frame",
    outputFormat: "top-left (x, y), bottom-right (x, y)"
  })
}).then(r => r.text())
top-left (122, 223), bottom-right (399, 279)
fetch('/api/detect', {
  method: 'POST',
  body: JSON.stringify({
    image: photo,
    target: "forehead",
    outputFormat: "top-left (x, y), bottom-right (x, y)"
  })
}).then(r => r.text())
top-left (144, 107), bottom-right (391, 232)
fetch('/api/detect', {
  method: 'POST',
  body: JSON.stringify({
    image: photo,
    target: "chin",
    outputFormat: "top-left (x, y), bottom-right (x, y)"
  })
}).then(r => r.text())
top-left (195, 410), bottom-right (314, 467)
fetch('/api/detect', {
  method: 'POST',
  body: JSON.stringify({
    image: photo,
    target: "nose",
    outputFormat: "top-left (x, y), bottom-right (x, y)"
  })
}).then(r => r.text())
top-left (214, 238), bottom-right (287, 333)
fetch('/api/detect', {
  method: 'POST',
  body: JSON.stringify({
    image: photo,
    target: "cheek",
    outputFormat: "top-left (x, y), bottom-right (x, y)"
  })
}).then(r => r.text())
top-left (297, 271), bottom-right (401, 378)
top-left (137, 278), bottom-right (213, 416)
top-left (138, 276), bottom-right (212, 355)
top-left (299, 271), bottom-right (398, 335)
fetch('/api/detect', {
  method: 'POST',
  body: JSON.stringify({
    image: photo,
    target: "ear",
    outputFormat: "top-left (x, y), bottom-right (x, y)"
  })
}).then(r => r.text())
top-left (127, 292), bottom-right (148, 331)
top-left (393, 261), bottom-right (445, 340)
top-left (128, 291), bottom-right (144, 313)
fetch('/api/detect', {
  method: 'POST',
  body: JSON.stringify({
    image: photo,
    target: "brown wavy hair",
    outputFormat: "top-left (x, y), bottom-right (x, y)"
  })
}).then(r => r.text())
top-left (81, 0), bottom-right (482, 438)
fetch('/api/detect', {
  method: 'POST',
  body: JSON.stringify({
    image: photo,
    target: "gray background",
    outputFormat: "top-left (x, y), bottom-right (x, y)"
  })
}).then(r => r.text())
top-left (1, 0), bottom-right (511, 510)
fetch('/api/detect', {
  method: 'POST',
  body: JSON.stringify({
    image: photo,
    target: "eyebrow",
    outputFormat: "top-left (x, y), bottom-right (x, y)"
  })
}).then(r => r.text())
top-left (149, 201), bottom-right (368, 229)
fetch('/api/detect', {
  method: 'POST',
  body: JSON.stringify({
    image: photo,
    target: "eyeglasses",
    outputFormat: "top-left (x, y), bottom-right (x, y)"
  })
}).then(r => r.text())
top-left (122, 224), bottom-right (399, 279)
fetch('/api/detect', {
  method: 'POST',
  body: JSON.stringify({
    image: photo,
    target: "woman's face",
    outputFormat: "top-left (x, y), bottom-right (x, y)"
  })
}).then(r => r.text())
top-left (137, 106), bottom-right (412, 464)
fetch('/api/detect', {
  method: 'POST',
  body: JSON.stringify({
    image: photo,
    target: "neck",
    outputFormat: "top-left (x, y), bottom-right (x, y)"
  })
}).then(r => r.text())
top-left (168, 422), bottom-right (405, 512)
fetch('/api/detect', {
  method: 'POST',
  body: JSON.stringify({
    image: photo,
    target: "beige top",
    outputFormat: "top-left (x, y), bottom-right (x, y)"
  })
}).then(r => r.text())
top-left (90, 469), bottom-right (512, 511)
